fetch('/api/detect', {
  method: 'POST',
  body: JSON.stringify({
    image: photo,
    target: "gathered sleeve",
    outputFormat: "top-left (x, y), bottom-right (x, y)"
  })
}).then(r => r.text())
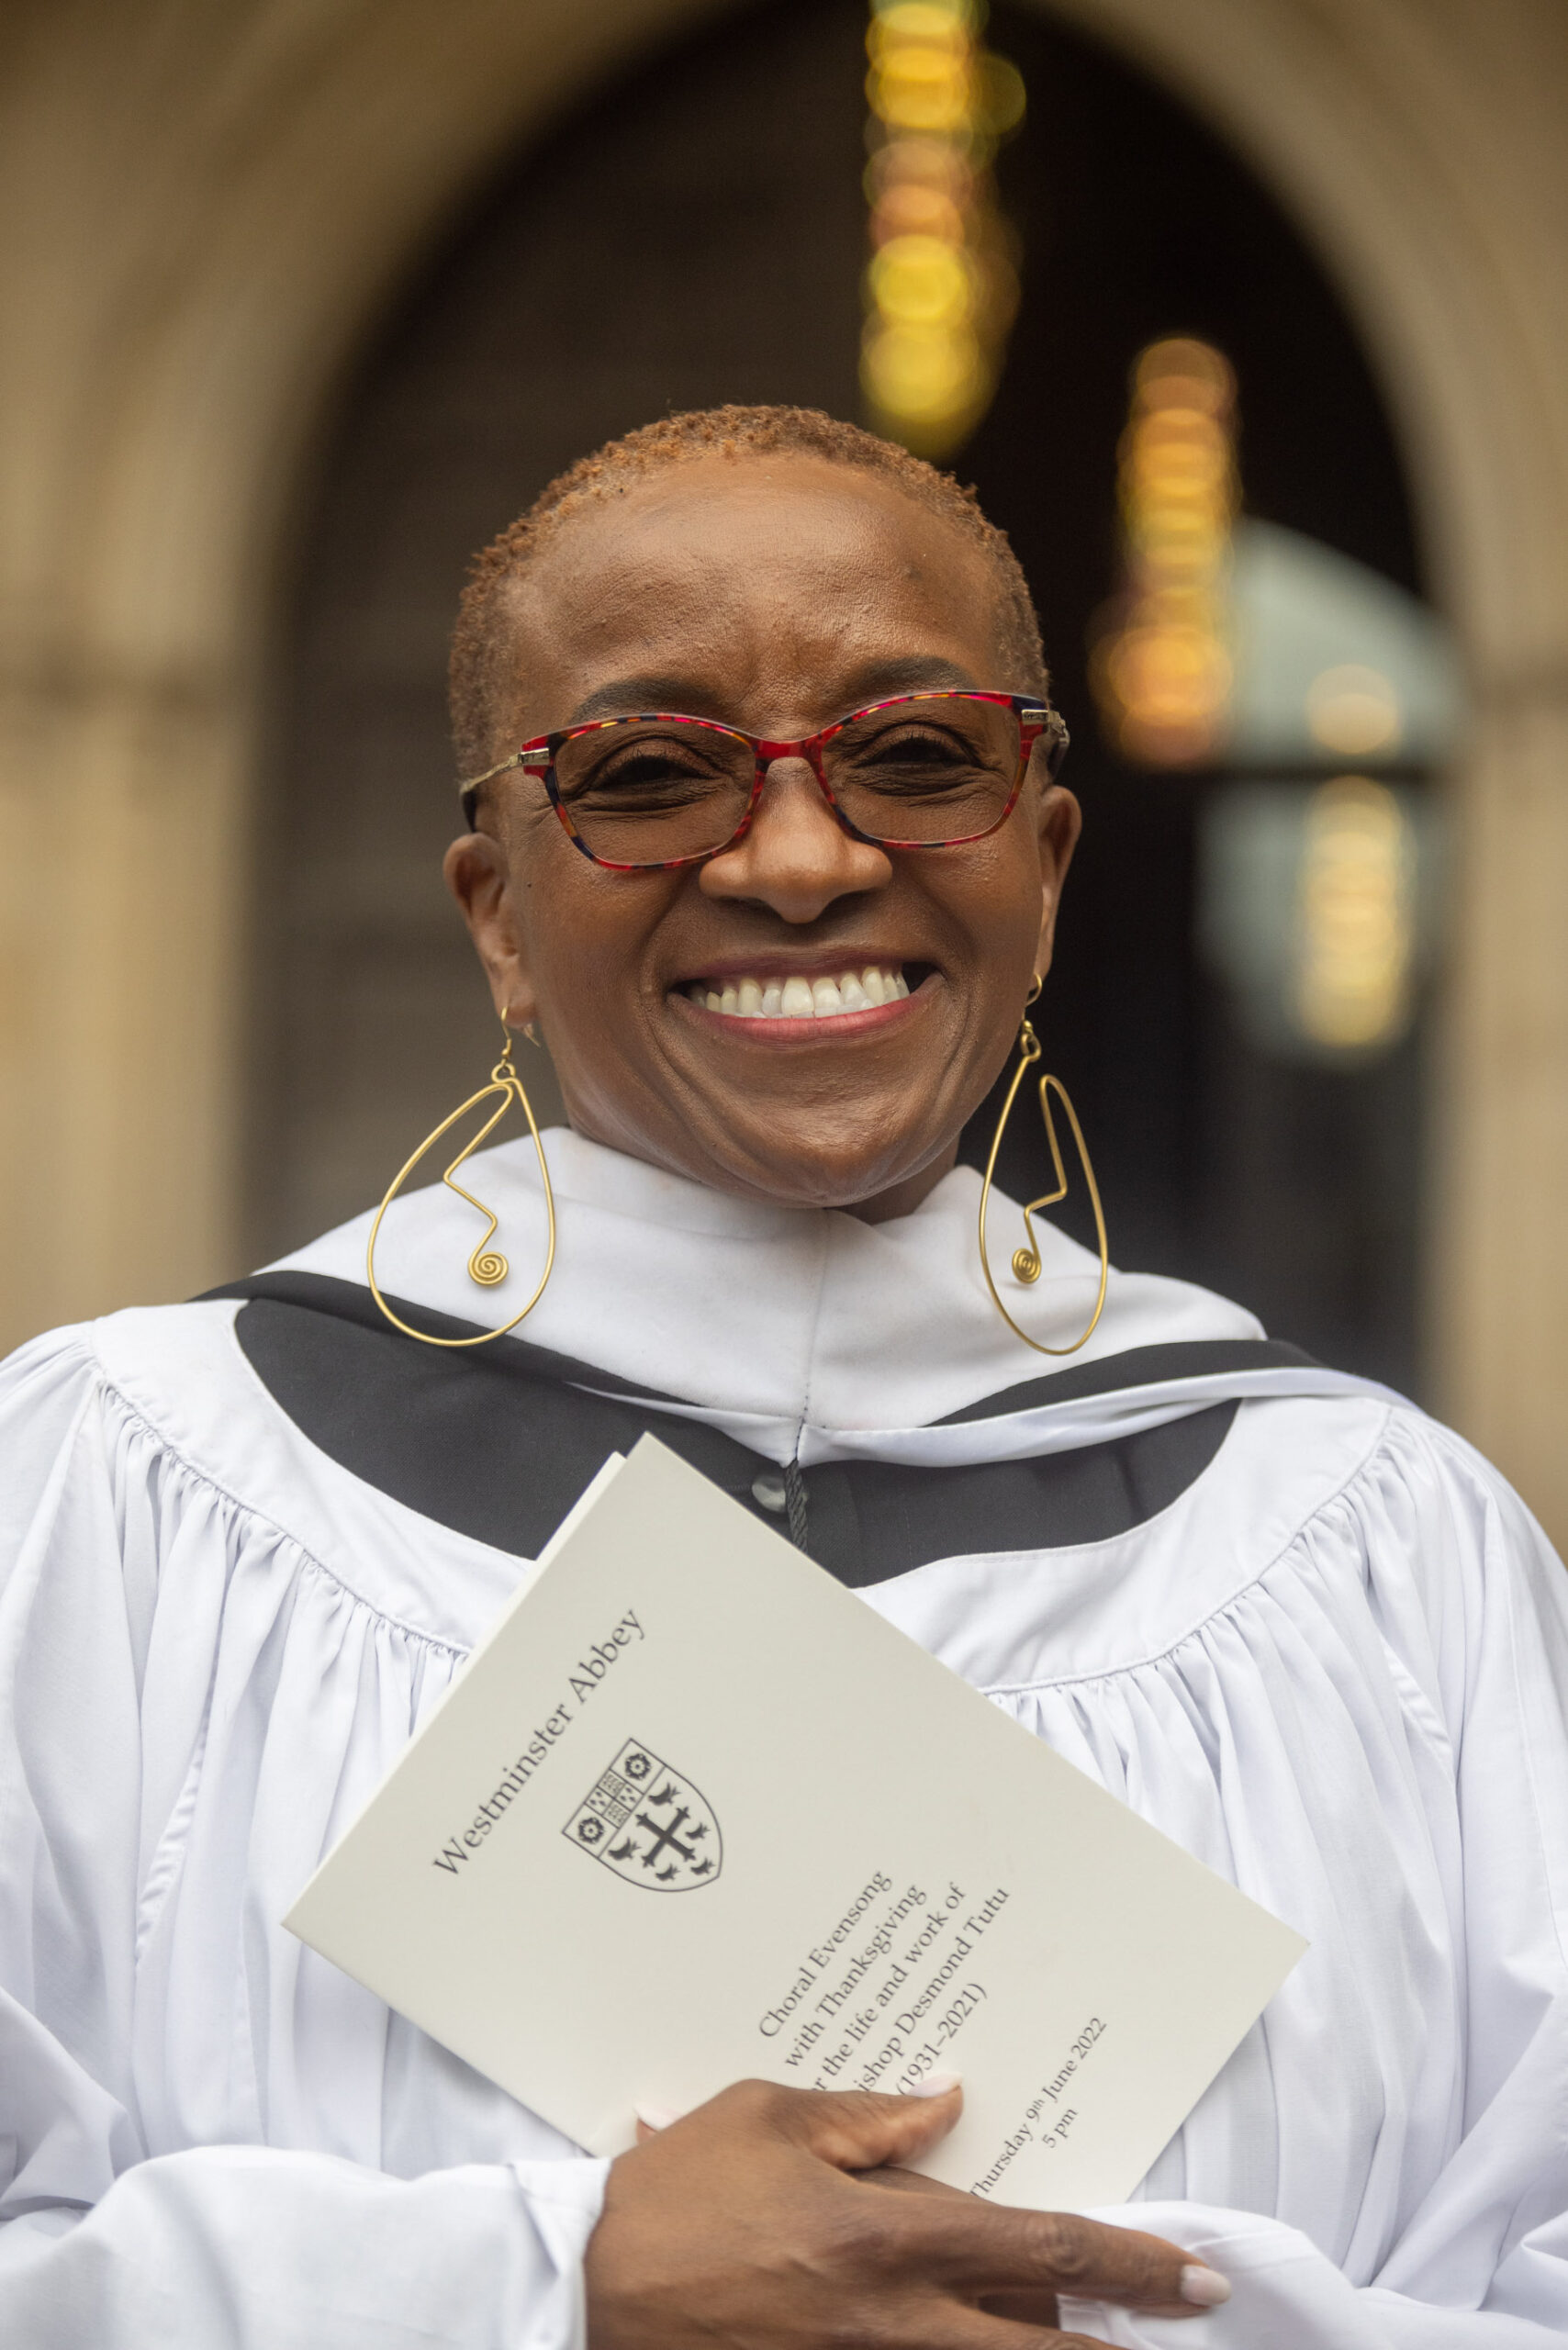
top-left (0, 1326), bottom-right (608, 2348)
top-left (1057, 1414), bottom-right (1568, 2346)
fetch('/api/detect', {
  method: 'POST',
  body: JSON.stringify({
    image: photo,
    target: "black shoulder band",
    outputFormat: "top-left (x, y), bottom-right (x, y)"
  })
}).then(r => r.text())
top-left (934, 1337), bottom-right (1321, 1425)
top-left (198, 1271), bottom-right (1243, 1588)
top-left (205, 1271), bottom-right (1312, 1417)
top-left (200, 1270), bottom-right (691, 1406)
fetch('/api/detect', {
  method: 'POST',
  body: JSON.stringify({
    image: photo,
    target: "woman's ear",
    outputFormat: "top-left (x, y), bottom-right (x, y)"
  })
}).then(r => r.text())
top-left (443, 824), bottom-right (539, 1030)
top-left (1033, 784), bottom-right (1081, 978)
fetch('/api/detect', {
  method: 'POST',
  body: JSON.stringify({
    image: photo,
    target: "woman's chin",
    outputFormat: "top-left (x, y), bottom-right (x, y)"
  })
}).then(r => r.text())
top-left (557, 997), bottom-right (978, 1214)
top-left (649, 1116), bottom-right (959, 1217)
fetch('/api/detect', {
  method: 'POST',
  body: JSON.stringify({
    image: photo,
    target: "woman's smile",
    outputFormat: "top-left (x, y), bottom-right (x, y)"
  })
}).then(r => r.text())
top-left (671, 957), bottom-right (928, 1041)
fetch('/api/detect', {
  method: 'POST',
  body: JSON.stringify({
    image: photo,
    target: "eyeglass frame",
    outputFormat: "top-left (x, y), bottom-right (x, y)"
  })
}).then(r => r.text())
top-left (456, 688), bottom-right (1070, 871)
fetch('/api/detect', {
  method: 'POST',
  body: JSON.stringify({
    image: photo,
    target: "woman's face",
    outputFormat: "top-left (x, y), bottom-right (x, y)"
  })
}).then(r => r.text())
top-left (445, 454), bottom-right (1080, 1218)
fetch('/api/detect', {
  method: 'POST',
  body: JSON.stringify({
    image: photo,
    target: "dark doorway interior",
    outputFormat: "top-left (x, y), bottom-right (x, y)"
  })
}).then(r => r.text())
top-left (255, 0), bottom-right (1427, 1391)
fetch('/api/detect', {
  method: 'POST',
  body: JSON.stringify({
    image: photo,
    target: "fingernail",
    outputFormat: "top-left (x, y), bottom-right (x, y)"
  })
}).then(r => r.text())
top-left (1180, 2265), bottom-right (1231, 2308)
top-left (904, 2071), bottom-right (962, 2098)
top-left (635, 2103), bottom-right (679, 2131)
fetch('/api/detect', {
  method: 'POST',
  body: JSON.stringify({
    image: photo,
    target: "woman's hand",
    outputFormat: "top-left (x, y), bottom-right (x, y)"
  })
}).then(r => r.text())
top-left (584, 2079), bottom-right (1227, 2350)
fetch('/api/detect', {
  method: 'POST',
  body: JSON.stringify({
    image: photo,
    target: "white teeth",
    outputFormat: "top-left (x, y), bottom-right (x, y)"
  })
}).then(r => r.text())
top-left (684, 966), bottom-right (910, 1020)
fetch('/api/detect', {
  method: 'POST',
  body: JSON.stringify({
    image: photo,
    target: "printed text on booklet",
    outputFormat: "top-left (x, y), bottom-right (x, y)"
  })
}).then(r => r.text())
top-left (286, 1438), bottom-right (1305, 2210)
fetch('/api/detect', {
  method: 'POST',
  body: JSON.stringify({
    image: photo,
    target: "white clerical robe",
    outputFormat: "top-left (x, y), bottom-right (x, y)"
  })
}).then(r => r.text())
top-left (2, 1131), bottom-right (1566, 2347)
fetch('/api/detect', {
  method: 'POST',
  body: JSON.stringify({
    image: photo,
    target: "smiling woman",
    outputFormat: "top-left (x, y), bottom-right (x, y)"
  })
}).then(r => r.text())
top-left (3, 407), bottom-right (1568, 2350)
top-left (440, 417), bottom-right (1074, 1218)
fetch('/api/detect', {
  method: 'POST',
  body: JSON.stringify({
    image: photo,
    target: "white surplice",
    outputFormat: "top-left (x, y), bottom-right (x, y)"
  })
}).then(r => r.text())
top-left (2, 1130), bottom-right (1566, 2348)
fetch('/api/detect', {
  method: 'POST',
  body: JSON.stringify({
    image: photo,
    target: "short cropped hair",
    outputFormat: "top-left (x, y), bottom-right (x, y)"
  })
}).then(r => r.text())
top-left (448, 403), bottom-right (1049, 779)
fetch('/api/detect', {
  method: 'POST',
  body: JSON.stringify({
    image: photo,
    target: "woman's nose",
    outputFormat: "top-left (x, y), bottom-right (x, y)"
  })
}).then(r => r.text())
top-left (698, 757), bottom-right (892, 923)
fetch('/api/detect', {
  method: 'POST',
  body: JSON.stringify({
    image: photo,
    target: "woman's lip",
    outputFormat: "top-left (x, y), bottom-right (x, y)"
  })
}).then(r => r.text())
top-left (669, 974), bottom-right (933, 1043)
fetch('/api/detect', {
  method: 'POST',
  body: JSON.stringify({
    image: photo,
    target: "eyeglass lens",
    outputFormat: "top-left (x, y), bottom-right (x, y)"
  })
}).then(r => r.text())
top-left (551, 693), bottom-right (1024, 866)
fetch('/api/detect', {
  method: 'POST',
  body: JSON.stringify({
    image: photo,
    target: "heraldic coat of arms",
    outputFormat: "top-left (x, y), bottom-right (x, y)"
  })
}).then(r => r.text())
top-left (563, 1738), bottom-right (723, 1891)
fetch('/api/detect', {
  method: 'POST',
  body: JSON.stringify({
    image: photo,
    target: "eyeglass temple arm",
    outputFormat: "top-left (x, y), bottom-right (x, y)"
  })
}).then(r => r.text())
top-left (1031, 708), bottom-right (1070, 777)
top-left (460, 744), bottom-right (550, 794)
top-left (457, 744), bottom-right (551, 824)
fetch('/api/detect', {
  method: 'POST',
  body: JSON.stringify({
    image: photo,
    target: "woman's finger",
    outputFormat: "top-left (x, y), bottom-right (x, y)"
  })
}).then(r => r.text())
top-left (882, 2197), bottom-right (1228, 2317)
top-left (853, 2165), bottom-right (1062, 2323)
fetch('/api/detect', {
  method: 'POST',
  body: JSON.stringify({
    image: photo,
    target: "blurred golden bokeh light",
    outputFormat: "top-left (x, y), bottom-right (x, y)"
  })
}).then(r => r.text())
top-left (861, 1), bottom-right (1022, 457)
top-left (1091, 335), bottom-right (1239, 767)
top-left (1294, 776), bottom-right (1416, 1049)
top-left (1305, 662), bottom-right (1404, 756)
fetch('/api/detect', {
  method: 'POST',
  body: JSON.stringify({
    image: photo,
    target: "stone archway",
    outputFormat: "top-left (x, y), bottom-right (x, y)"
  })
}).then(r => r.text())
top-left (2, 0), bottom-right (1564, 1535)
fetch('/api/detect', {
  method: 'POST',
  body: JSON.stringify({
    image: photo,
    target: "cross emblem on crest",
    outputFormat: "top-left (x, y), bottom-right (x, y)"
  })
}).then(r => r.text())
top-left (563, 1739), bottom-right (723, 1892)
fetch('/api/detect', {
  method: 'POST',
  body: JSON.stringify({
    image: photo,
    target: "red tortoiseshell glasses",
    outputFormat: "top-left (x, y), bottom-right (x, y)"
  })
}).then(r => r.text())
top-left (458, 690), bottom-right (1069, 872)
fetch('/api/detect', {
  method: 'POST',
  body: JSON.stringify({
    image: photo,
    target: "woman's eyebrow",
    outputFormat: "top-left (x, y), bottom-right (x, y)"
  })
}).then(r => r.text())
top-left (566, 676), bottom-right (723, 724)
top-left (835, 655), bottom-right (980, 699)
top-left (564, 655), bottom-right (982, 730)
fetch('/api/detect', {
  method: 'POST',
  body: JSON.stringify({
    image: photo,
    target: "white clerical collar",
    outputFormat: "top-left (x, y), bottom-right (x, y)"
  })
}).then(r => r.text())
top-left (269, 1126), bottom-right (1286, 1453)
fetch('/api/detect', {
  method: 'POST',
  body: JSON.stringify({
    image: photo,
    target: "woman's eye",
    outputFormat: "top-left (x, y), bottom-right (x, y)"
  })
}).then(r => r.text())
top-left (839, 729), bottom-right (991, 792)
top-left (849, 729), bottom-right (979, 773)
top-left (567, 747), bottom-right (719, 800)
top-left (604, 754), bottom-right (698, 788)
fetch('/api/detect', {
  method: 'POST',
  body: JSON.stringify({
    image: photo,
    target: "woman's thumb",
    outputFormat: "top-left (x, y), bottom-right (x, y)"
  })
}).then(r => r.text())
top-left (772, 2075), bottom-right (963, 2170)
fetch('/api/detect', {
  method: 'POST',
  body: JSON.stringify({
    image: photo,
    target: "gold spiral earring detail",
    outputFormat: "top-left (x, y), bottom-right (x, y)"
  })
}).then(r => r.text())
top-left (365, 1016), bottom-right (556, 1348)
top-left (977, 978), bottom-right (1109, 1357)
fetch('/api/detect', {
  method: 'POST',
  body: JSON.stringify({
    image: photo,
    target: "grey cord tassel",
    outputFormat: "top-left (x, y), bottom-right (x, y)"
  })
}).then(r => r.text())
top-left (784, 1458), bottom-right (810, 1552)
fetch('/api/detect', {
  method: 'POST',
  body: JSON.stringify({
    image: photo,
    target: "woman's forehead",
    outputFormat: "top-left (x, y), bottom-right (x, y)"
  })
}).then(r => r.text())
top-left (510, 456), bottom-right (1002, 676)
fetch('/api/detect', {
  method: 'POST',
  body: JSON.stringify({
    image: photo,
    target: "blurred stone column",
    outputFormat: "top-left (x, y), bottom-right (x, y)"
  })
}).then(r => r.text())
top-left (1442, 681), bottom-right (1568, 1540)
top-left (0, 663), bottom-right (250, 1347)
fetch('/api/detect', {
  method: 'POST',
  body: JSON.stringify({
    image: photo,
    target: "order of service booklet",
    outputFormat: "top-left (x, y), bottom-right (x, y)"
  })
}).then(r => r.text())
top-left (286, 1435), bottom-right (1305, 2209)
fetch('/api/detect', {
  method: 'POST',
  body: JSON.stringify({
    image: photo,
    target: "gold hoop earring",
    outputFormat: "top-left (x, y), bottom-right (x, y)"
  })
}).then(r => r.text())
top-left (977, 978), bottom-right (1109, 1357)
top-left (366, 1018), bottom-right (556, 1348)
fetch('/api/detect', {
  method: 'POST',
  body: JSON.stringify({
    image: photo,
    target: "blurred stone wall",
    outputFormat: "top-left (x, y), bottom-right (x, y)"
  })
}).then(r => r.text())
top-left (1, 0), bottom-right (1566, 1539)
